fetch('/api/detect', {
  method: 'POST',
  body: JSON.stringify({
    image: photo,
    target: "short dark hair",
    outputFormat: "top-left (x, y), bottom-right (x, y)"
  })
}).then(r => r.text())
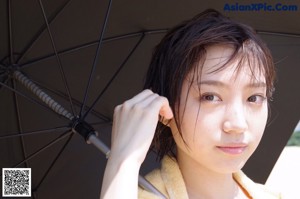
top-left (143, 9), bottom-right (275, 160)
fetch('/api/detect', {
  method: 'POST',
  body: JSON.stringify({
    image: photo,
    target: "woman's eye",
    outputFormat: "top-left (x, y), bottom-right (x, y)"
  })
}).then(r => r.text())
top-left (200, 94), bottom-right (221, 102)
top-left (248, 95), bottom-right (266, 104)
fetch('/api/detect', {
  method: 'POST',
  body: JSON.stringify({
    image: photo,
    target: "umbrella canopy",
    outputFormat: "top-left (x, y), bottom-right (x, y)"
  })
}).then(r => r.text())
top-left (1, 0), bottom-right (300, 198)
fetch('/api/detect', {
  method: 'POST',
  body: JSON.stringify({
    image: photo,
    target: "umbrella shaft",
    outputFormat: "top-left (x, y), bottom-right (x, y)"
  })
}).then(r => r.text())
top-left (87, 134), bottom-right (166, 199)
top-left (87, 134), bottom-right (110, 158)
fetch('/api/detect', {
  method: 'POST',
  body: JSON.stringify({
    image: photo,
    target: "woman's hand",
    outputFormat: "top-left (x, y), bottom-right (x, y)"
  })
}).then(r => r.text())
top-left (100, 90), bottom-right (173, 199)
top-left (110, 89), bottom-right (173, 165)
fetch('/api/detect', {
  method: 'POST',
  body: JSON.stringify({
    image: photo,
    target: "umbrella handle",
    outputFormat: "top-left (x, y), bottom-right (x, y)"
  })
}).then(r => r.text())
top-left (87, 134), bottom-right (167, 199)
top-left (13, 71), bottom-right (74, 120)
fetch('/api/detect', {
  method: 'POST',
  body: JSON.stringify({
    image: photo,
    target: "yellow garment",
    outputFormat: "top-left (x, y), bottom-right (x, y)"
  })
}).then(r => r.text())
top-left (139, 156), bottom-right (282, 199)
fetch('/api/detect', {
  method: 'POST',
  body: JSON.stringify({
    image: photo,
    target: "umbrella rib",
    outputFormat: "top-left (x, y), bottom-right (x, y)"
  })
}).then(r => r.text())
top-left (8, 0), bottom-right (14, 64)
top-left (82, 33), bottom-right (146, 120)
top-left (0, 126), bottom-right (69, 140)
top-left (257, 30), bottom-right (300, 38)
top-left (104, 29), bottom-right (168, 42)
top-left (12, 131), bottom-right (72, 168)
top-left (16, 0), bottom-right (74, 64)
top-left (0, 78), bottom-right (9, 92)
top-left (0, 81), bottom-right (70, 121)
top-left (79, 0), bottom-right (113, 118)
top-left (33, 132), bottom-right (74, 192)
top-left (38, 0), bottom-right (76, 116)
top-left (12, 79), bottom-right (29, 168)
top-left (19, 29), bottom-right (168, 69)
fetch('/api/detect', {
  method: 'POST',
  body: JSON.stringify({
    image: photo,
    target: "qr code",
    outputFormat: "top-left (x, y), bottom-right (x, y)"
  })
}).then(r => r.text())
top-left (2, 168), bottom-right (31, 197)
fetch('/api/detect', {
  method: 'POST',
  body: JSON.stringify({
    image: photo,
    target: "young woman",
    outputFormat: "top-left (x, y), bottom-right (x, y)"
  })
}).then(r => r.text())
top-left (100, 9), bottom-right (282, 199)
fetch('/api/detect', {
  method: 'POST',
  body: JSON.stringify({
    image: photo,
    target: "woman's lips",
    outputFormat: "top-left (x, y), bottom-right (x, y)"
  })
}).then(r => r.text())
top-left (217, 144), bottom-right (247, 155)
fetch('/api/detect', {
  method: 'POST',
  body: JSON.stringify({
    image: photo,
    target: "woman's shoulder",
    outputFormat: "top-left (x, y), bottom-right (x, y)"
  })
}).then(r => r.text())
top-left (138, 155), bottom-right (189, 199)
top-left (234, 171), bottom-right (283, 199)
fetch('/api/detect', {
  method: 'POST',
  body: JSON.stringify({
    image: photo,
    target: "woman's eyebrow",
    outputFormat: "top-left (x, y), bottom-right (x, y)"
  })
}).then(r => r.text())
top-left (246, 82), bottom-right (267, 88)
top-left (198, 80), bottom-right (266, 88)
top-left (198, 80), bottom-right (226, 87)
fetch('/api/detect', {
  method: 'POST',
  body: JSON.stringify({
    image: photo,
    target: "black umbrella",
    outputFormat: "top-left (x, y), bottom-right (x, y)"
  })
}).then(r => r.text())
top-left (1, 0), bottom-right (300, 198)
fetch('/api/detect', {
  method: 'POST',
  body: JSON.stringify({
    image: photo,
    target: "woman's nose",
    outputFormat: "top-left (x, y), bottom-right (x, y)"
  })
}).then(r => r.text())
top-left (222, 102), bottom-right (248, 134)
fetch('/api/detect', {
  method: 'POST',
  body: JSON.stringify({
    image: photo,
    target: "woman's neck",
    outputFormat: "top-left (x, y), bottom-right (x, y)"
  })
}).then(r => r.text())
top-left (176, 150), bottom-right (248, 199)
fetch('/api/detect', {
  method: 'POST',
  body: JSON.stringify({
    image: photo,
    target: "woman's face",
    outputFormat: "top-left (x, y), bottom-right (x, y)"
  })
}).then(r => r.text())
top-left (170, 45), bottom-right (268, 173)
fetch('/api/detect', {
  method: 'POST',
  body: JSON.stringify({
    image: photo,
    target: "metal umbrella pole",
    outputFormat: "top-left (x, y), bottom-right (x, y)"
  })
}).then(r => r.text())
top-left (13, 70), bottom-right (167, 199)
